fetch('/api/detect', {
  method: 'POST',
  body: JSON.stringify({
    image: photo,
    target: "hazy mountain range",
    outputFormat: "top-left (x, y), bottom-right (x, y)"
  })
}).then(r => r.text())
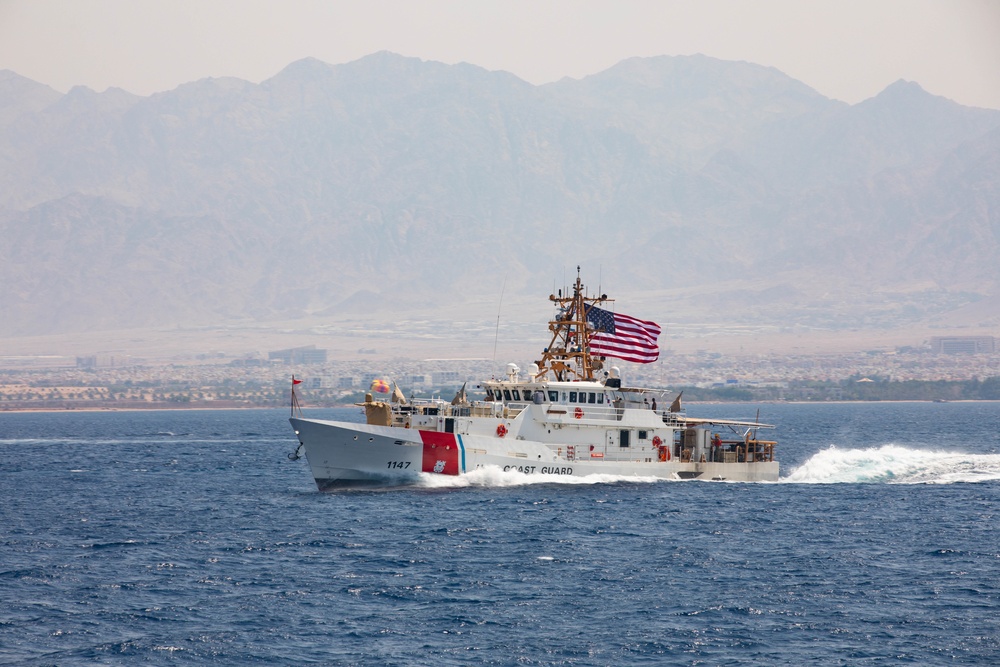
top-left (2, 52), bottom-right (999, 339)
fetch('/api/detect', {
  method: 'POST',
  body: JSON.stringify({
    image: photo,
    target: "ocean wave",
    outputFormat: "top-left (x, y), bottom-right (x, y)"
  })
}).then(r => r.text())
top-left (413, 466), bottom-right (664, 488)
top-left (782, 444), bottom-right (1000, 484)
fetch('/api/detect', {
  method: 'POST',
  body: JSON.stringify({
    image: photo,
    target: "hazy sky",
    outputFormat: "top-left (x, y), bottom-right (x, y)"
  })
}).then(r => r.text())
top-left (2, 0), bottom-right (999, 109)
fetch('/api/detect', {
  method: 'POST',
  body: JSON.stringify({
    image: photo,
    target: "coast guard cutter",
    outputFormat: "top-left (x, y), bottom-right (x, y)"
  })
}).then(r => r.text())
top-left (289, 273), bottom-right (778, 488)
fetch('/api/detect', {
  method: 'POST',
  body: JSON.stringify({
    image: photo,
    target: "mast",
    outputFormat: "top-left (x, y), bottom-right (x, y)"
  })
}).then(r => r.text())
top-left (534, 266), bottom-right (612, 382)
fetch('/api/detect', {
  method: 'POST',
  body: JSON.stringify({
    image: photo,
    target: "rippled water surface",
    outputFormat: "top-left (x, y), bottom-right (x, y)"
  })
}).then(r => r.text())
top-left (2, 402), bottom-right (999, 665)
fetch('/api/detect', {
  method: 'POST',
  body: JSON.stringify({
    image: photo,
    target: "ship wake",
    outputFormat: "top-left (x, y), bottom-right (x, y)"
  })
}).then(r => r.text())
top-left (783, 444), bottom-right (1000, 485)
top-left (413, 466), bottom-right (664, 489)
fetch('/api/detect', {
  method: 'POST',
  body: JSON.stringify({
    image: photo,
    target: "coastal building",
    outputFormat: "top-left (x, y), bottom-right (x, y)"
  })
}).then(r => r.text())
top-left (931, 336), bottom-right (996, 354)
top-left (432, 370), bottom-right (462, 387)
top-left (268, 345), bottom-right (328, 364)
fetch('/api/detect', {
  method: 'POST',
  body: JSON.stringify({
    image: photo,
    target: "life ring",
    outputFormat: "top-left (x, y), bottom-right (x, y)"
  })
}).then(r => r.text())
top-left (652, 435), bottom-right (662, 447)
top-left (574, 407), bottom-right (584, 419)
top-left (496, 424), bottom-right (507, 438)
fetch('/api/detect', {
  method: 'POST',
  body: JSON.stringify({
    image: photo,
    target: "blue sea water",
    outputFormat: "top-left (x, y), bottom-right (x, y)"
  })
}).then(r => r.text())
top-left (2, 402), bottom-right (1000, 665)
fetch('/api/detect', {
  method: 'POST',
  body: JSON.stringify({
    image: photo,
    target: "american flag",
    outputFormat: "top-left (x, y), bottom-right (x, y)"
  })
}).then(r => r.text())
top-left (585, 305), bottom-right (661, 364)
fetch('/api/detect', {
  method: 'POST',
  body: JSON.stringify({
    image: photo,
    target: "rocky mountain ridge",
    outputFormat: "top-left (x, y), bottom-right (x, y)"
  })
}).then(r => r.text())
top-left (1, 53), bottom-right (998, 338)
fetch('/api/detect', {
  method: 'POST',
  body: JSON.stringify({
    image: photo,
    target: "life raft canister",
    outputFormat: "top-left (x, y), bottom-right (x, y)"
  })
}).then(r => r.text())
top-left (658, 446), bottom-right (670, 462)
top-left (574, 407), bottom-right (584, 419)
top-left (496, 423), bottom-right (508, 438)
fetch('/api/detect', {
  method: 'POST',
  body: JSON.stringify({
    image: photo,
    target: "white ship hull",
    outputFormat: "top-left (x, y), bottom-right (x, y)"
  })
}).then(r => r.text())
top-left (290, 415), bottom-right (779, 489)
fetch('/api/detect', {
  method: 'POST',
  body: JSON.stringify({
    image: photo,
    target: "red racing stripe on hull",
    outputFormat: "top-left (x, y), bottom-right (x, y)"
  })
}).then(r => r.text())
top-left (418, 431), bottom-right (460, 475)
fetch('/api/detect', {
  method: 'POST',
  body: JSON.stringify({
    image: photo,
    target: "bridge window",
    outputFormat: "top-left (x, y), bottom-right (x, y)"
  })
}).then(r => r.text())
top-left (569, 391), bottom-right (577, 403)
top-left (588, 392), bottom-right (596, 404)
top-left (511, 389), bottom-right (521, 401)
top-left (548, 391), bottom-right (558, 402)
top-left (503, 389), bottom-right (512, 401)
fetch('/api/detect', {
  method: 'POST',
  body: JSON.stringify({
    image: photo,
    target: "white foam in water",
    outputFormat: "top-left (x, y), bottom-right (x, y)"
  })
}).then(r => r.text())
top-left (411, 466), bottom-right (664, 489)
top-left (783, 444), bottom-right (1000, 484)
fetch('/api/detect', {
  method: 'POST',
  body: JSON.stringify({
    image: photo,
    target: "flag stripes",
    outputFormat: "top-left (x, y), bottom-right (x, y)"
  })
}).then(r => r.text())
top-left (586, 306), bottom-right (661, 364)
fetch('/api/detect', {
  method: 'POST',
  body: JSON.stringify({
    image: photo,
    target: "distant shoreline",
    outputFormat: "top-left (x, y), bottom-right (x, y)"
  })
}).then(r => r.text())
top-left (3, 398), bottom-right (998, 416)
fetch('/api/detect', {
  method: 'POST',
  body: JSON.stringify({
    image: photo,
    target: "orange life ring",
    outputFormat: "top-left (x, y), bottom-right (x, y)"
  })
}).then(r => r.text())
top-left (496, 424), bottom-right (507, 438)
top-left (574, 407), bottom-right (584, 419)
top-left (652, 435), bottom-right (662, 447)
